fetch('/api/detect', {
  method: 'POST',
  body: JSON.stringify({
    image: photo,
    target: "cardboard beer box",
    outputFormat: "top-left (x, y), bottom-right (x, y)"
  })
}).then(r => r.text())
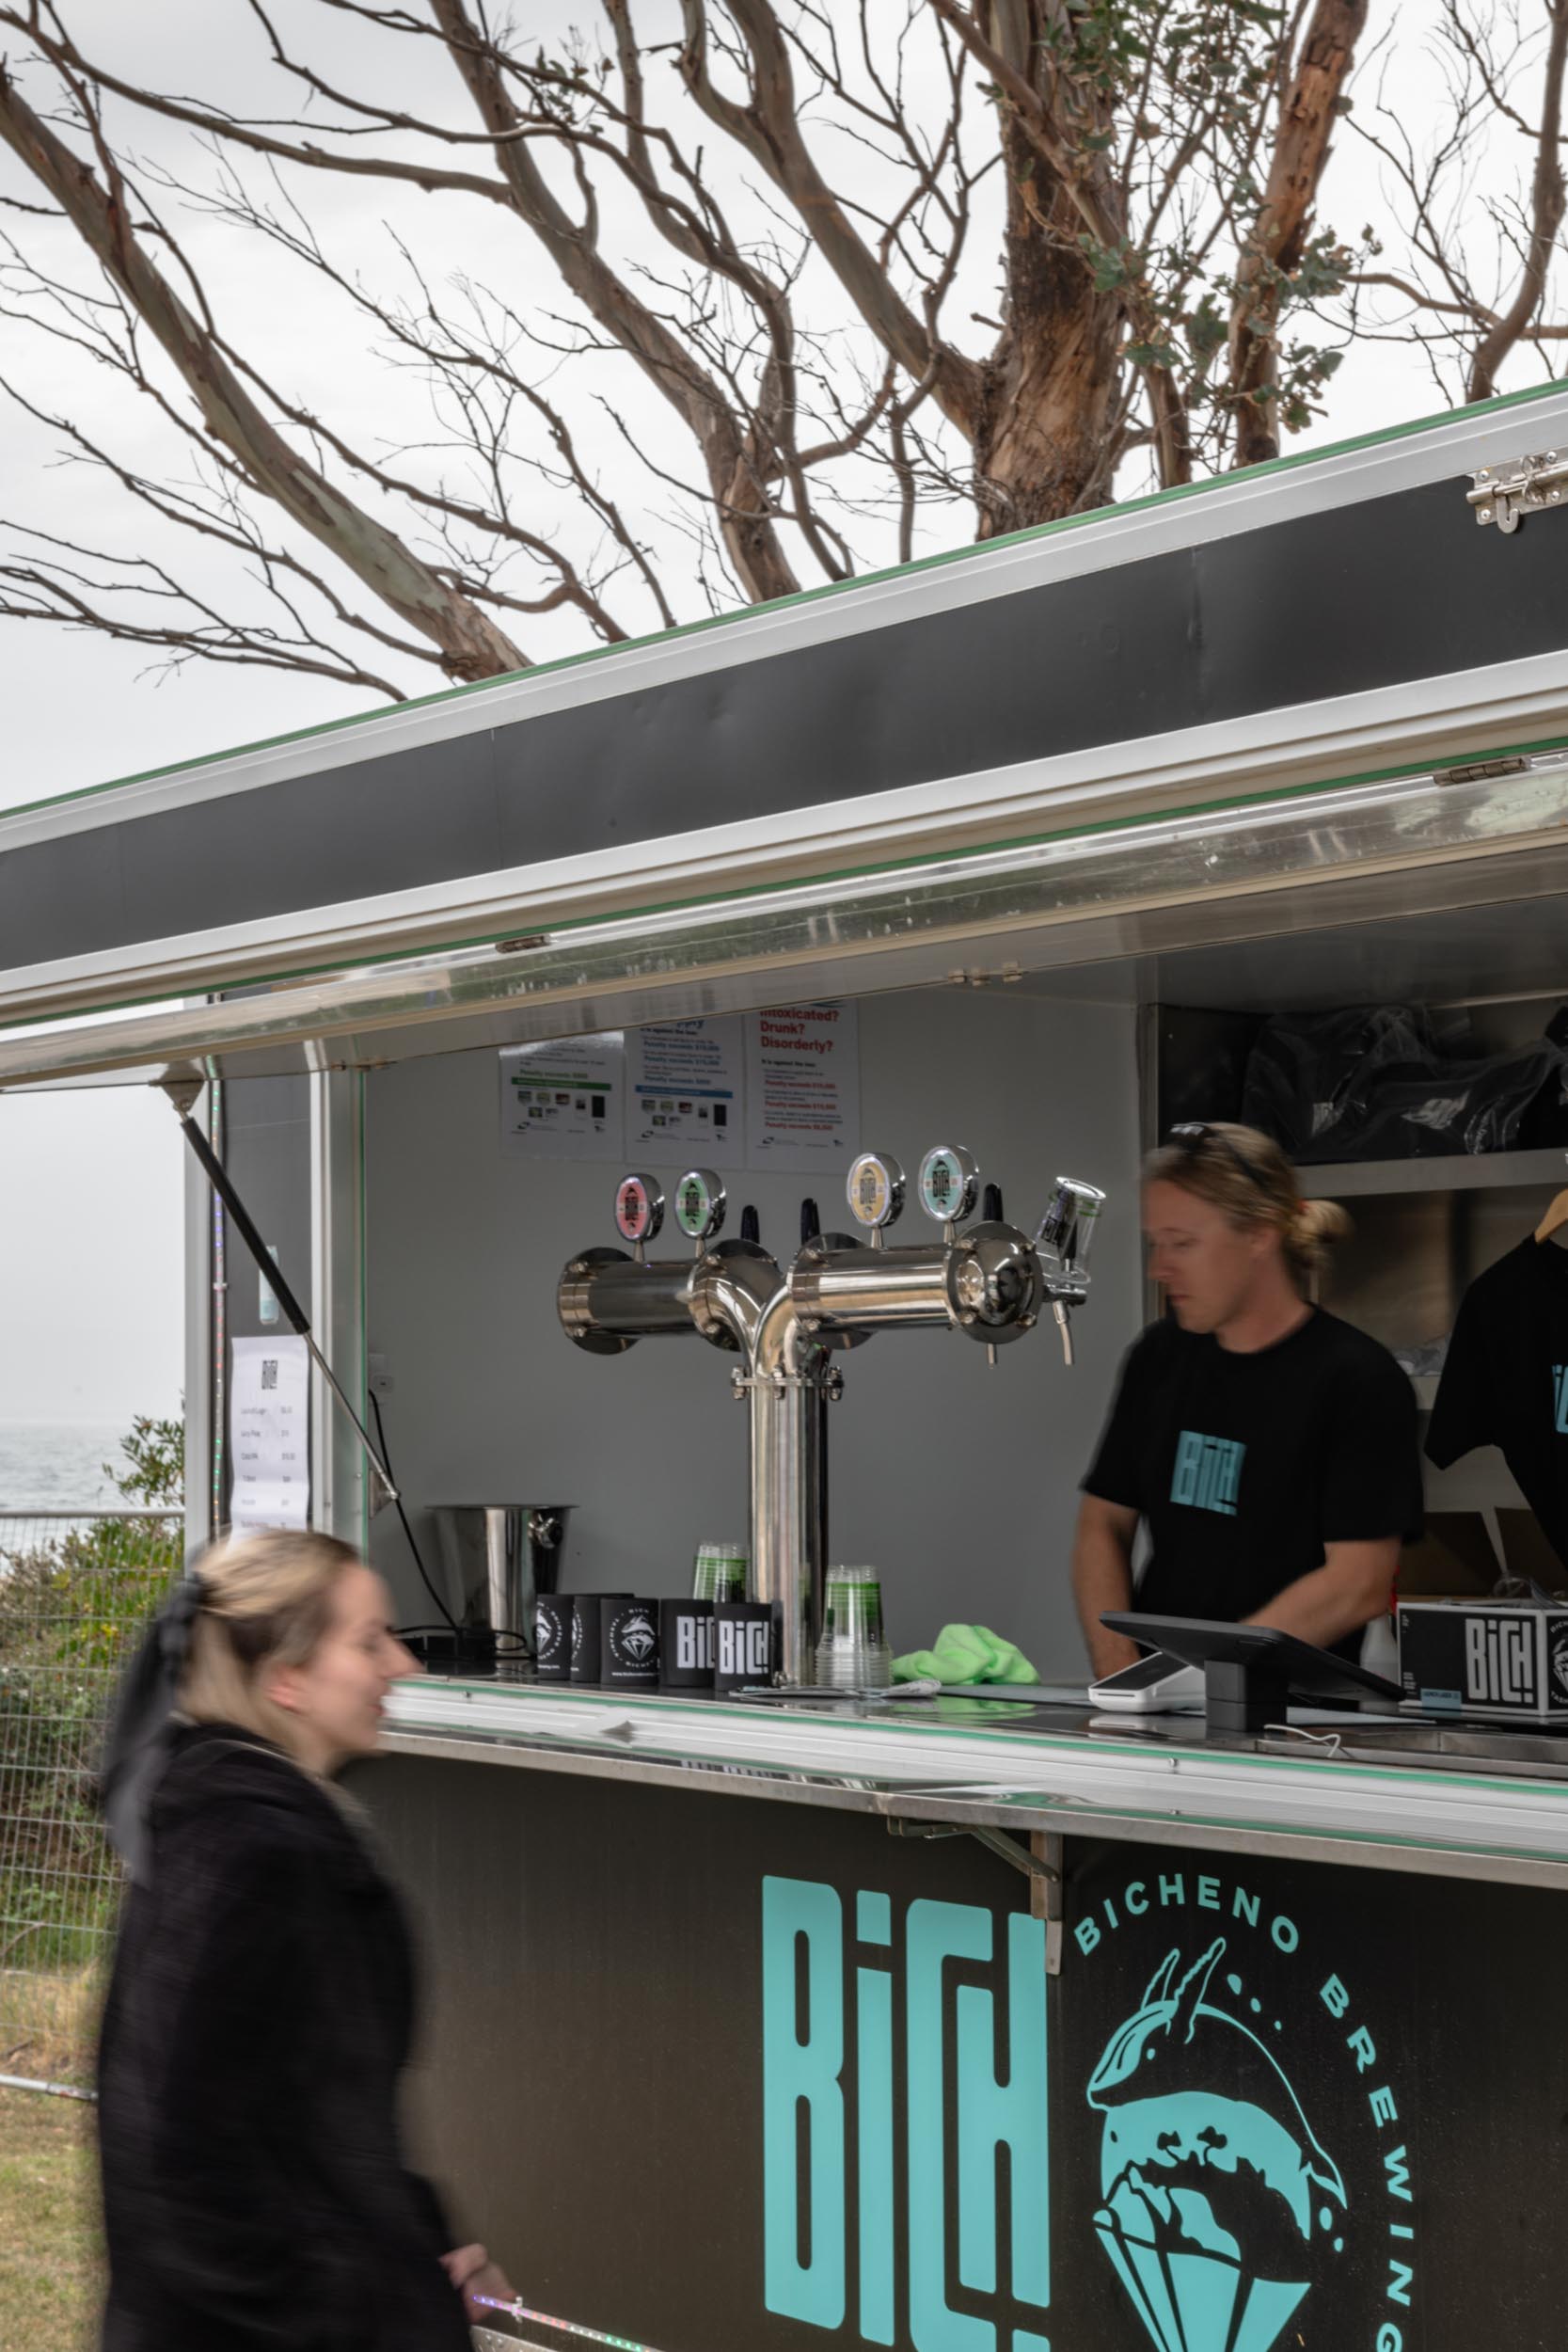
top-left (1398, 1597), bottom-right (1568, 1721)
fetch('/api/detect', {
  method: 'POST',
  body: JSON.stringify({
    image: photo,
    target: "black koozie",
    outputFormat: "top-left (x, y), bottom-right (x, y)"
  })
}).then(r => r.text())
top-left (660, 1597), bottom-right (715, 1690)
top-left (602, 1598), bottom-right (661, 1689)
top-left (533, 1593), bottom-right (574, 1680)
top-left (569, 1593), bottom-right (633, 1685)
top-left (714, 1601), bottom-right (775, 1695)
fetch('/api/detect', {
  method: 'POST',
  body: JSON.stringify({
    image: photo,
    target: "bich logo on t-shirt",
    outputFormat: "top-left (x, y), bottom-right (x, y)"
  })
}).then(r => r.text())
top-left (1170, 1430), bottom-right (1245, 1517)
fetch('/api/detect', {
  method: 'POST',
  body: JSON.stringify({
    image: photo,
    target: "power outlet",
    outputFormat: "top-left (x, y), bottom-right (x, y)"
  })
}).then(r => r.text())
top-left (368, 1351), bottom-right (395, 1396)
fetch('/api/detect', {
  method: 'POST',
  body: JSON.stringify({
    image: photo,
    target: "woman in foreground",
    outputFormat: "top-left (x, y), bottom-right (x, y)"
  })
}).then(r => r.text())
top-left (97, 1530), bottom-right (510, 2350)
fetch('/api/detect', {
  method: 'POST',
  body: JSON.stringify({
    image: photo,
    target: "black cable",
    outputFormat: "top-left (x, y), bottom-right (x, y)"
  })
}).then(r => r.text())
top-left (369, 1387), bottom-right (457, 1630)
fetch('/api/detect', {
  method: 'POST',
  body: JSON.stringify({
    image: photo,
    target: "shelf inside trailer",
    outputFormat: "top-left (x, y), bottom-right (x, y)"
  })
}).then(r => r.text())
top-left (1299, 1145), bottom-right (1568, 1197)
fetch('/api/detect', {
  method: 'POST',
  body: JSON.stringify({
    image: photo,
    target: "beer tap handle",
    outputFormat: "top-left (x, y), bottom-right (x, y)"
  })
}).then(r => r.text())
top-left (741, 1204), bottom-right (761, 1246)
top-left (800, 1197), bottom-right (820, 1246)
top-left (1053, 1299), bottom-right (1075, 1367)
top-left (985, 1179), bottom-right (1004, 1363)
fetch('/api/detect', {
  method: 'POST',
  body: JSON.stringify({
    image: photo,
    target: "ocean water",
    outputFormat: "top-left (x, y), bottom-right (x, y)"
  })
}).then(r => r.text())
top-left (0, 1421), bottom-right (133, 1510)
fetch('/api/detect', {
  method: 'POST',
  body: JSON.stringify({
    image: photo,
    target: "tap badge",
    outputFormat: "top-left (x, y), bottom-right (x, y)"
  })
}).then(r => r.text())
top-left (1088, 1937), bottom-right (1344, 2352)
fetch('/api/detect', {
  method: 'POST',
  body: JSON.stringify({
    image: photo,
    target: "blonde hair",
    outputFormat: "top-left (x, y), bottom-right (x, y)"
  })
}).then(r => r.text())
top-left (1143, 1120), bottom-right (1351, 1289)
top-left (179, 1529), bottom-right (362, 1760)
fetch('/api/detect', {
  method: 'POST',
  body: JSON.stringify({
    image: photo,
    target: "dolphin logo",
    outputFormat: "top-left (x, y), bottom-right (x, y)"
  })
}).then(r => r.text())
top-left (1086, 1939), bottom-right (1346, 2352)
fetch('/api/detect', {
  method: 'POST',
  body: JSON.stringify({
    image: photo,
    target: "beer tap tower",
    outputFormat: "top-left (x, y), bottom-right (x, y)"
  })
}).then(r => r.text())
top-left (559, 1152), bottom-right (1104, 1683)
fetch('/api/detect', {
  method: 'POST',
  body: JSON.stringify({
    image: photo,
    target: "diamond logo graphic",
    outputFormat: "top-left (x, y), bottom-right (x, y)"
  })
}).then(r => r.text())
top-left (1086, 1938), bottom-right (1347, 2352)
top-left (620, 1611), bottom-right (657, 1662)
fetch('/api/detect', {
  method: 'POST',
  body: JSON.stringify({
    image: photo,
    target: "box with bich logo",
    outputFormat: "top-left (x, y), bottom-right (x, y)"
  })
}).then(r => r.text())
top-left (1398, 1598), bottom-right (1568, 1722)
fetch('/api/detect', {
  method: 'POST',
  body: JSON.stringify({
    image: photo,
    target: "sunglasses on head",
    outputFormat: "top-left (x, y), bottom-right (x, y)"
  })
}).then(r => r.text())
top-left (1166, 1121), bottom-right (1271, 1195)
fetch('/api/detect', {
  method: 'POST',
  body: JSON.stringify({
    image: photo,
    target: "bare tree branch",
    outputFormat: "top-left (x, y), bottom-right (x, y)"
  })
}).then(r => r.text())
top-left (677, 0), bottom-right (982, 436)
top-left (1227, 0), bottom-right (1370, 467)
top-left (1468, 0), bottom-right (1568, 396)
top-left (0, 55), bottom-right (527, 678)
top-left (0, 0), bottom-right (1554, 709)
top-left (427, 0), bottom-right (801, 605)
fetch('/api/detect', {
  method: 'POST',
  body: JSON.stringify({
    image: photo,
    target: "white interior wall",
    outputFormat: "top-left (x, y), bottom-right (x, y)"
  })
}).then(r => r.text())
top-left (364, 987), bottom-right (1143, 1677)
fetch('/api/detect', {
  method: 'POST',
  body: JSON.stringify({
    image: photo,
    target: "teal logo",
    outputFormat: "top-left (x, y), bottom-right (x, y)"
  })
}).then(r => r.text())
top-left (1170, 1432), bottom-right (1244, 1516)
top-left (761, 1879), bottom-right (1050, 2346)
top-left (1087, 1938), bottom-right (1344, 2352)
top-left (761, 1868), bottom-right (1416, 2349)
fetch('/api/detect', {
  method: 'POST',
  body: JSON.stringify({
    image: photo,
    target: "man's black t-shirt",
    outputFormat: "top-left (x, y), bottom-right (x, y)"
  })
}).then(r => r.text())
top-left (1426, 1239), bottom-right (1568, 1566)
top-left (1083, 1307), bottom-right (1422, 1629)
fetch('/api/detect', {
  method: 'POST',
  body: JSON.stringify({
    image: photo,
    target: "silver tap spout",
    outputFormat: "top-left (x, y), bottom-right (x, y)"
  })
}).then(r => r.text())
top-left (791, 1221), bottom-right (1043, 1343)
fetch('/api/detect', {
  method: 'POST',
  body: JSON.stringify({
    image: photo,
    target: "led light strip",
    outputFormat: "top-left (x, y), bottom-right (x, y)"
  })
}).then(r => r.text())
top-left (474, 2293), bottom-right (672, 2352)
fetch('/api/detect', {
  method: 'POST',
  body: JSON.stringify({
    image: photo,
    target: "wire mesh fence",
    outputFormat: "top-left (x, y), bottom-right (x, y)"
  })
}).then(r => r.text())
top-left (0, 1509), bottom-right (183, 2092)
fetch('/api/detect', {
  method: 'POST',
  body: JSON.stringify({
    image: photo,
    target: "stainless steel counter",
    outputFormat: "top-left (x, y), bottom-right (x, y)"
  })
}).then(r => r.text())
top-left (383, 1674), bottom-right (1568, 1891)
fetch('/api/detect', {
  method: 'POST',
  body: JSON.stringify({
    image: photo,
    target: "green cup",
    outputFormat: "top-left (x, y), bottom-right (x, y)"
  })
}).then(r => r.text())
top-left (692, 1542), bottom-right (748, 1603)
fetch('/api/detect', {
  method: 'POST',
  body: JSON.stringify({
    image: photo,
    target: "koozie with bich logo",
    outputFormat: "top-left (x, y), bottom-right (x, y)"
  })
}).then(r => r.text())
top-left (714, 1601), bottom-right (775, 1694)
top-left (568, 1594), bottom-right (632, 1685)
top-left (601, 1599), bottom-right (661, 1689)
top-left (532, 1592), bottom-right (574, 1680)
top-left (660, 1597), bottom-right (715, 1690)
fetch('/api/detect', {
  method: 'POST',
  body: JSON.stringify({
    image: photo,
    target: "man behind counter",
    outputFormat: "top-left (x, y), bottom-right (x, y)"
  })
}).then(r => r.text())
top-left (1074, 1121), bottom-right (1423, 1681)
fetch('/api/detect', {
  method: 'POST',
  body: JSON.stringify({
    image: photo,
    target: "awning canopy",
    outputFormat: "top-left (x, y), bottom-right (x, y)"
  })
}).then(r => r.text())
top-left (6, 384), bottom-right (1568, 1086)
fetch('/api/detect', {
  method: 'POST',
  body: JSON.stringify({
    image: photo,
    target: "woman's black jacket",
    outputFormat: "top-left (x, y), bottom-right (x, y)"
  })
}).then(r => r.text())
top-left (98, 1720), bottom-right (471, 2352)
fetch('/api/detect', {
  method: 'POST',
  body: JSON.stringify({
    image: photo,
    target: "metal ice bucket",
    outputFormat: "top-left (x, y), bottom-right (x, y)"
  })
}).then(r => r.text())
top-left (428, 1504), bottom-right (570, 1652)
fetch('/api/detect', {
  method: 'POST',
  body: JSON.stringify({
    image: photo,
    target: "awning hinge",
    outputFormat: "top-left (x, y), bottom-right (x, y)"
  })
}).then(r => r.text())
top-left (1468, 449), bottom-right (1568, 534)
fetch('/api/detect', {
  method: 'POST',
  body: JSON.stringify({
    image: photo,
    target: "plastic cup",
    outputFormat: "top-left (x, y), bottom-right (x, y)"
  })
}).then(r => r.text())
top-left (816, 1565), bottom-right (892, 1690)
top-left (692, 1542), bottom-right (749, 1603)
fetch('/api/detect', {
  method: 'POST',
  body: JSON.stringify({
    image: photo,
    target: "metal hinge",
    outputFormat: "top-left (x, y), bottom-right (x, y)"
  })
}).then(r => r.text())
top-left (1467, 450), bottom-right (1568, 534)
top-left (1435, 755), bottom-right (1529, 787)
top-left (887, 1819), bottom-right (1065, 1974)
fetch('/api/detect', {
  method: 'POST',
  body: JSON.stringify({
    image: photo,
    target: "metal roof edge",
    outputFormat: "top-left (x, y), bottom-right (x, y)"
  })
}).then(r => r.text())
top-left (7, 642), bottom-right (1568, 1029)
top-left (4, 376), bottom-right (1567, 855)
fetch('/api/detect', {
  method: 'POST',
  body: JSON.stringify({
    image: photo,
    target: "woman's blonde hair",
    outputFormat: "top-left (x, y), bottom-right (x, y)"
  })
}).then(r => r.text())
top-left (179, 1529), bottom-right (362, 1759)
top-left (1143, 1120), bottom-right (1351, 1289)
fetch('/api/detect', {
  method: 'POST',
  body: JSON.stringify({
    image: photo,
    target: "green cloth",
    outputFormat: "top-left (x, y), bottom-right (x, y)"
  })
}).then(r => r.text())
top-left (892, 1623), bottom-right (1040, 1687)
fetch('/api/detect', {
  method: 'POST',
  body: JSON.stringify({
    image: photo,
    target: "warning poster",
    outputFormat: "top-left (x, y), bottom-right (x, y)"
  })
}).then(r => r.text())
top-left (743, 1001), bottom-right (859, 1176)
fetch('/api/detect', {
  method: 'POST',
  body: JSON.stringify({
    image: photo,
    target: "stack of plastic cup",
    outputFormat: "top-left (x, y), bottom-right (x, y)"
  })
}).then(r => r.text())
top-left (692, 1542), bottom-right (749, 1604)
top-left (816, 1565), bottom-right (893, 1691)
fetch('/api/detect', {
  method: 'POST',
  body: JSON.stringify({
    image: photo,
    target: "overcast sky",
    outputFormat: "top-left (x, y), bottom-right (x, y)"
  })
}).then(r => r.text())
top-left (0, 0), bottom-right (1559, 1431)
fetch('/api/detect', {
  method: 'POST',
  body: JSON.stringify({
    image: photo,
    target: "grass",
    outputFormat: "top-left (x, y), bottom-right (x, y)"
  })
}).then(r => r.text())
top-left (0, 1967), bottom-right (104, 2092)
top-left (0, 2085), bottom-right (101, 2352)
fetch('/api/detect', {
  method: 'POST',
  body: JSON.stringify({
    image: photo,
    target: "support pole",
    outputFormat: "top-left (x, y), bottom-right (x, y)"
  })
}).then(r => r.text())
top-left (158, 1074), bottom-right (397, 1508)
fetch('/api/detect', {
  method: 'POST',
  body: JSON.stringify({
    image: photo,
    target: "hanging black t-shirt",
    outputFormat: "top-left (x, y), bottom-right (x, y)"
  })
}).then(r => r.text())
top-left (1083, 1307), bottom-right (1423, 1629)
top-left (1426, 1238), bottom-right (1568, 1567)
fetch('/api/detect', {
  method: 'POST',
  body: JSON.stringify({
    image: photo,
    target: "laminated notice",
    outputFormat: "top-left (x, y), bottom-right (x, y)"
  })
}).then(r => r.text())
top-left (230, 1334), bottom-right (310, 1534)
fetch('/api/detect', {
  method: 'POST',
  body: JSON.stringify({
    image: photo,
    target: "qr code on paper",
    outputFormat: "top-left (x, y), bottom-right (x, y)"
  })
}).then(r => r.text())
top-left (261, 1359), bottom-right (278, 1391)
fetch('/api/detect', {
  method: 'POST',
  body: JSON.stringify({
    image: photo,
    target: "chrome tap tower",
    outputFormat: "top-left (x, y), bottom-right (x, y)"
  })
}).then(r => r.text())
top-left (559, 1152), bottom-right (1104, 1683)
